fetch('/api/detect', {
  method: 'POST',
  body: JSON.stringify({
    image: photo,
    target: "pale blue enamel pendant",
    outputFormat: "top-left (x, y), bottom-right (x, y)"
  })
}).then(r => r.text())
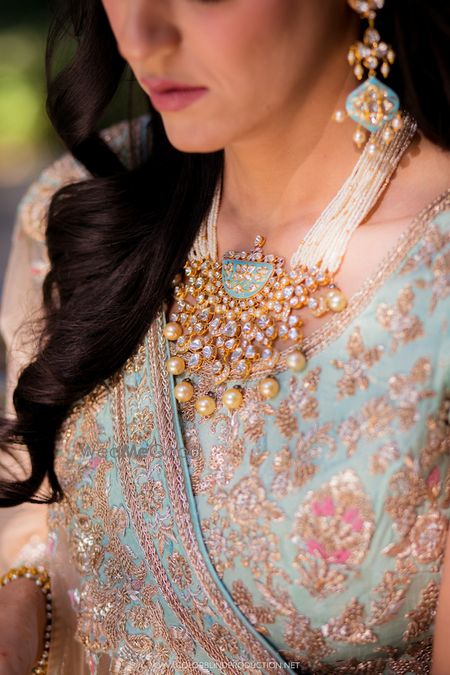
top-left (346, 76), bottom-right (400, 133)
top-left (222, 234), bottom-right (277, 300)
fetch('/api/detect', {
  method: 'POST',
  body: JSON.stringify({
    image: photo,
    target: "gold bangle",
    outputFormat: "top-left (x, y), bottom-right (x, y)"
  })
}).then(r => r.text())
top-left (0, 564), bottom-right (52, 675)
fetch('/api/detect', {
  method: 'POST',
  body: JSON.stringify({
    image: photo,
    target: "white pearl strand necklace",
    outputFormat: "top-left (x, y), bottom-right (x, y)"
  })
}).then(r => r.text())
top-left (164, 113), bottom-right (417, 417)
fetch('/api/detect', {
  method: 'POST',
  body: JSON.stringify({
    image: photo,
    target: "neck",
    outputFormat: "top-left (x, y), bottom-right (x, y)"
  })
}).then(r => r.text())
top-left (219, 21), bottom-right (366, 247)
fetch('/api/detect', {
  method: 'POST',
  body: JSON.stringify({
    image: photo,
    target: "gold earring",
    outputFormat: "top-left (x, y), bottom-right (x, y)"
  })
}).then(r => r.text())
top-left (334, 0), bottom-right (403, 151)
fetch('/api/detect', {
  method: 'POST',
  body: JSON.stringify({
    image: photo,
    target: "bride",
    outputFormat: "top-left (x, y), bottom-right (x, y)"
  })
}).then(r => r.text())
top-left (0, 1), bottom-right (449, 673)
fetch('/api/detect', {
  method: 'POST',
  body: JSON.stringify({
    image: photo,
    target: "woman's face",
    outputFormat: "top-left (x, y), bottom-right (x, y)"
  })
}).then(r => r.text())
top-left (102, 0), bottom-right (350, 153)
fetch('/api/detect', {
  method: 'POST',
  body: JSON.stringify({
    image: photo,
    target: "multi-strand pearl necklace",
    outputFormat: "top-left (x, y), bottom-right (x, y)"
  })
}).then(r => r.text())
top-left (164, 113), bottom-right (417, 417)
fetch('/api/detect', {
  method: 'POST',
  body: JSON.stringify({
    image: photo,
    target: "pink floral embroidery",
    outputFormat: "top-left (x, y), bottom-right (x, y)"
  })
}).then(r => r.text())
top-left (427, 466), bottom-right (440, 489)
top-left (292, 470), bottom-right (375, 597)
top-left (342, 507), bottom-right (364, 533)
top-left (312, 497), bottom-right (335, 517)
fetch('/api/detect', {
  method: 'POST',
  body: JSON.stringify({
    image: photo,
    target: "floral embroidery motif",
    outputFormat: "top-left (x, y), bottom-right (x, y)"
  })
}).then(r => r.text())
top-left (274, 368), bottom-right (322, 437)
top-left (338, 397), bottom-right (396, 458)
top-left (403, 580), bottom-right (440, 641)
top-left (200, 512), bottom-right (242, 578)
top-left (129, 407), bottom-right (155, 444)
top-left (140, 480), bottom-right (166, 516)
top-left (322, 598), bottom-right (377, 644)
top-left (37, 121), bottom-right (449, 674)
top-left (238, 387), bottom-right (274, 444)
top-left (228, 475), bottom-right (284, 527)
top-left (254, 582), bottom-right (335, 667)
top-left (291, 470), bottom-right (375, 597)
top-left (398, 218), bottom-right (450, 314)
top-left (124, 343), bottom-right (147, 374)
top-left (399, 222), bottom-right (450, 276)
top-left (387, 357), bottom-right (435, 430)
top-left (283, 609), bottom-right (334, 666)
top-left (369, 441), bottom-right (401, 474)
top-left (420, 392), bottom-right (450, 473)
top-left (430, 249), bottom-right (450, 312)
top-left (167, 552), bottom-right (193, 590)
top-left (384, 454), bottom-right (449, 564)
top-left (307, 637), bottom-right (433, 674)
top-left (376, 284), bottom-right (424, 353)
top-left (330, 327), bottom-right (385, 399)
top-left (230, 580), bottom-right (276, 636)
top-left (368, 558), bottom-right (417, 626)
top-left (271, 424), bottom-right (336, 497)
top-left (338, 357), bottom-right (434, 458)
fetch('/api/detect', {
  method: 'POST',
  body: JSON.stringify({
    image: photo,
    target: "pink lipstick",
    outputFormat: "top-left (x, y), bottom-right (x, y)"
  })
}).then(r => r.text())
top-left (141, 78), bottom-right (208, 112)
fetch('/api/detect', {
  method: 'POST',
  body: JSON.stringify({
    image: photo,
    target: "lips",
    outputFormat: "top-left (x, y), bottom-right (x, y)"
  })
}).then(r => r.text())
top-left (142, 77), bottom-right (201, 93)
top-left (141, 77), bottom-right (208, 112)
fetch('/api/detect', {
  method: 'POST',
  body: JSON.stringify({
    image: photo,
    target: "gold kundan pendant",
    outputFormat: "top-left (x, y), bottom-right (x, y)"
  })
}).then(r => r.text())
top-left (164, 235), bottom-right (347, 416)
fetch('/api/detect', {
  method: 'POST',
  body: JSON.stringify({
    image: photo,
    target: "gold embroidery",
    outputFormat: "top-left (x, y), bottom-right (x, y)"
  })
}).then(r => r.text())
top-left (230, 580), bottom-right (276, 636)
top-left (271, 424), bottom-right (336, 497)
top-left (399, 221), bottom-right (450, 276)
top-left (387, 357), bottom-right (435, 430)
top-left (376, 285), bottom-right (424, 353)
top-left (206, 623), bottom-right (241, 657)
top-left (409, 511), bottom-right (448, 564)
top-left (368, 558), bottom-right (417, 626)
top-left (430, 249), bottom-right (450, 312)
top-left (124, 342), bottom-right (147, 374)
top-left (304, 636), bottom-right (433, 673)
top-left (337, 395), bottom-right (396, 458)
top-left (254, 582), bottom-right (335, 666)
top-left (167, 552), bottom-right (193, 590)
top-left (142, 318), bottom-right (290, 671)
top-left (129, 407), bottom-right (155, 444)
top-left (421, 393), bottom-right (450, 473)
top-left (140, 480), bottom-right (166, 516)
top-left (228, 475), bottom-right (284, 527)
top-left (20, 118), bottom-right (147, 244)
top-left (383, 454), bottom-right (449, 564)
top-left (403, 580), bottom-right (439, 641)
top-left (200, 512), bottom-right (242, 578)
top-left (42, 192), bottom-right (450, 672)
top-left (238, 387), bottom-right (273, 444)
top-left (337, 357), bottom-right (435, 459)
top-left (330, 327), bottom-right (385, 399)
top-left (292, 470), bottom-right (375, 598)
top-left (322, 598), bottom-right (378, 644)
top-left (369, 441), bottom-right (401, 475)
top-left (284, 610), bottom-right (335, 666)
top-left (274, 370), bottom-right (321, 437)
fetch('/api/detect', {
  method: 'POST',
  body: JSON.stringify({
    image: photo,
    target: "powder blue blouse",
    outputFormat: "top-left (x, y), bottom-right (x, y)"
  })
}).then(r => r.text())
top-left (2, 115), bottom-right (449, 674)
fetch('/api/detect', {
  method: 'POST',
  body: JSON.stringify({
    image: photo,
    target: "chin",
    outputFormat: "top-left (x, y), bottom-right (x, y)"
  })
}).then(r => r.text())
top-left (165, 134), bottom-right (225, 154)
top-left (162, 121), bottom-right (227, 154)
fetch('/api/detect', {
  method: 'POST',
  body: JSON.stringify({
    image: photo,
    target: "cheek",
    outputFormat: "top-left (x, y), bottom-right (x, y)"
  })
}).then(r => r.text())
top-left (101, 0), bottom-right (124, 45)
top-left (194, 0), bottom-right (303, 97)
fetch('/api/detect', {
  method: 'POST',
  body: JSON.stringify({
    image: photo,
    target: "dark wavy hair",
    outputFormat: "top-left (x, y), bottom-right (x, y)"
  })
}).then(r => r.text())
top-left (0, 0), bottom-right (449, 506)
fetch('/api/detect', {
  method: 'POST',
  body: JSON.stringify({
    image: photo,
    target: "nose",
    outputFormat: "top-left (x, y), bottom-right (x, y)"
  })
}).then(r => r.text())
top-left (116, 0), bottom-right (180, 64)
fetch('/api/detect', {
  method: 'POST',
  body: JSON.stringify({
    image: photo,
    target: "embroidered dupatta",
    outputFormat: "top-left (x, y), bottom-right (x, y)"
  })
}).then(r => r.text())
top-left (47, 310), bottom-right (299, 675)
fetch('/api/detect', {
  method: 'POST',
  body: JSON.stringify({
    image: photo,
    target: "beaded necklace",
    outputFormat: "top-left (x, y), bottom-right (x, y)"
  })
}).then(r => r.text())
top-left (164, 113), bottom-right (417, 417)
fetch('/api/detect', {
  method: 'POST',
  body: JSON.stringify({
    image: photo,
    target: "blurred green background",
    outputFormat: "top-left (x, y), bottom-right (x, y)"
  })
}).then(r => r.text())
top-left (0, 3), bottom-right (147, 410)
top-left (1, 4), bottom-right (58, 187)
top-left (1, 3), bottom-right (55, 408)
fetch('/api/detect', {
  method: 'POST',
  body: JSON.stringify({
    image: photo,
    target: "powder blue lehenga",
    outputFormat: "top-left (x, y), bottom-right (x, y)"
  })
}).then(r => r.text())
top-left (0, 115), bottom-right (449, 674)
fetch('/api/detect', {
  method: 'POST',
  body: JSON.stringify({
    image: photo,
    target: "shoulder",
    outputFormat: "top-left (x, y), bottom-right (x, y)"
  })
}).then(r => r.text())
top-left (17, 114), bottom-right (150, 244)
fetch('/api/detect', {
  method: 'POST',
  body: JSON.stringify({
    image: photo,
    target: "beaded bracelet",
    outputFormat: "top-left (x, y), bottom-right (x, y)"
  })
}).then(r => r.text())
top-left (0, 564), bottom-right (52, 674)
